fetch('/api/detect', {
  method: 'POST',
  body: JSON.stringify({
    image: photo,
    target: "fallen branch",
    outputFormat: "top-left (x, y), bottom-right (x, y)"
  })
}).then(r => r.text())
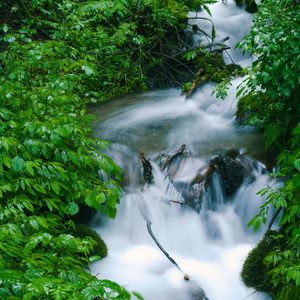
top-left (185, 69), bottom-right (212, 99)
top-left (161, 144), bottom-right (187, 171)
top-left (146, 219), bottom-right (184, 273)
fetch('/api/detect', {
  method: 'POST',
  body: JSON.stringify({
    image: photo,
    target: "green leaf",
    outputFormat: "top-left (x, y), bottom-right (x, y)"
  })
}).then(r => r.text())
top-left (132, 291), bottom-right (144, 300)
top-left (82, 64), bottom-right (95, 76)
top-left (25, 162), bottom-right (35, 176)
top-left (51, 181), bottom-right (61, 195)
top-left (56, 125), bottom-right (71, 138)
top-left (294, 159), bottom-right (300, 172)
top-left (66, 202), bottom-right (79, 215)
top-left (11, 156), bottom-right (25, 173)
top-left (89, 255), bottom-right (101, 263)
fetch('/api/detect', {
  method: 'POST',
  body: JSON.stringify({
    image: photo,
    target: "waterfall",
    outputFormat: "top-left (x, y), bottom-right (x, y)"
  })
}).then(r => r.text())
top-left (90, 1), bottom-right (276, 299)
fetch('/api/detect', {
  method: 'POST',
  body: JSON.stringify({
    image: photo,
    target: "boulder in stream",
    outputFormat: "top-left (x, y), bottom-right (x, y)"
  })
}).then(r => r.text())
top-left (206, 154), bottom-right (245, 195)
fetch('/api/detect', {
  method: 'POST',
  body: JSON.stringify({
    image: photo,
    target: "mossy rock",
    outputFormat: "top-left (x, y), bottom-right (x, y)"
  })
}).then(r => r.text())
top-left (278, 286), bottom-right (300, 300)
top-left (74, 224), bottom-right (108, 259)
top-left (241, 231), bottom-right (277, 293)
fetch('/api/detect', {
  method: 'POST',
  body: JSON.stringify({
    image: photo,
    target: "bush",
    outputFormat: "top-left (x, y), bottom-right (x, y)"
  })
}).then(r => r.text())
top-left (238, 0), bottom-right (300, 292)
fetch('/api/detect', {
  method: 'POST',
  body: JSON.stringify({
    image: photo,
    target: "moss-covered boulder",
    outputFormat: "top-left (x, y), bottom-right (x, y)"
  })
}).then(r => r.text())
top-left (73, 224), bottom-right (108, 259)
top-left (205, 154), bottom-right (245, 195)
top-left (241, 231), bottom-right (277, 293)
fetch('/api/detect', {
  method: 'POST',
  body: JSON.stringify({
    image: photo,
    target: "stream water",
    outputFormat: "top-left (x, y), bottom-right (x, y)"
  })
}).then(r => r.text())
top-left (90, 1), bottom-right (276, 299)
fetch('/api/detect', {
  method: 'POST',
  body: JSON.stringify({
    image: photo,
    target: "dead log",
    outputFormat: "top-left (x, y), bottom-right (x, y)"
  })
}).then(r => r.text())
top-left (185, 69), bottom-right (212, 99)
top-left (139, 149), bottom-right (154, 184)
top-left (161, 144), bottom-right (187, 171)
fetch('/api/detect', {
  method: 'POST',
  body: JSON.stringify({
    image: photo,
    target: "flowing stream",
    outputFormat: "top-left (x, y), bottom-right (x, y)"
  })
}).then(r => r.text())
top-left (90, 1), bottom-right (276, 299)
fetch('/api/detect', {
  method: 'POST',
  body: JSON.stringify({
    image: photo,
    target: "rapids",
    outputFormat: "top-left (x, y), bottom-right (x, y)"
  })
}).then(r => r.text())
top-left (90, 1), bottom-right (276, 299)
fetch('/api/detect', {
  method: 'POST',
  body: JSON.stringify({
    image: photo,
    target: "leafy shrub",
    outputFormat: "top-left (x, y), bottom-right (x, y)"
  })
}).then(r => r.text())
top-left (237, 0), bottom-right (300, 294)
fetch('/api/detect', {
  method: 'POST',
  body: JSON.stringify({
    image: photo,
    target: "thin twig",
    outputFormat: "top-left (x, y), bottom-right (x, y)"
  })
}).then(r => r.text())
top-left (266, 207), bottom-right (282, 233)
top-left (240, 290), bottom-right (257, 300)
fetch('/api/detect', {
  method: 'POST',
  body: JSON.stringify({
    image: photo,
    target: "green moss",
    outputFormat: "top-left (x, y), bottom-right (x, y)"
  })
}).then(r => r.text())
top-left (182, 52), bottom-right (243, 95)
top-left (182, 82), bottom-right (193, 93)
top-left (241, 231), bottom-right (277, 293)
top-left (74, 224), bottom-right (108, 259)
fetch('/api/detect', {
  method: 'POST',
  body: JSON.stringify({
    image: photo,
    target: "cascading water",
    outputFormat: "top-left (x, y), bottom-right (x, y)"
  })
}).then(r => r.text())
top-left (91, 1), bottom-right (277, 299)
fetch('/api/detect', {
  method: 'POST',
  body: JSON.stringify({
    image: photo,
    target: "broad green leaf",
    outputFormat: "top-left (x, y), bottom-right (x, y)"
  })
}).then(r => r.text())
top-left (66, 202), bottom-right (79, 215)
top-left (11, 156), bottom-right (25, 173)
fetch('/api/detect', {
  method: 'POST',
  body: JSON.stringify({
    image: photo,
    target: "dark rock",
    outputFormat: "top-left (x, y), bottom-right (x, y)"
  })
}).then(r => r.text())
top-left (209, 154), bottom-right (245, 195)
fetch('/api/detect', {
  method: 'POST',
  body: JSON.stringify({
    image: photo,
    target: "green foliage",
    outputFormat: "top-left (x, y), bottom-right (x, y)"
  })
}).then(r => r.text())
top-left (212, 78), bottom-right (232, 100)
top-left (74, 224), bottom-right (108, 259)
top-left (182, 51), bottom-right (243, 96)
top-left (237, 0), bottom-right (300, 295)
top-left (1, 0), bottom-right (223, 299)
top-left (278, 285), bottom-right (300, 300)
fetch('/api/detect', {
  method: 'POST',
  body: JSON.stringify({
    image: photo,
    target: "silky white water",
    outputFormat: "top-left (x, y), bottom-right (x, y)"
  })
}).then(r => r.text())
top-left (91, 1), bottom-right (275, 299)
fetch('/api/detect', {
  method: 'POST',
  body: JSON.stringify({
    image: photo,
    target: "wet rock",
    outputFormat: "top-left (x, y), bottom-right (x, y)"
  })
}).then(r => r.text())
top-left (208, 154), bottom-right (245, 195)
